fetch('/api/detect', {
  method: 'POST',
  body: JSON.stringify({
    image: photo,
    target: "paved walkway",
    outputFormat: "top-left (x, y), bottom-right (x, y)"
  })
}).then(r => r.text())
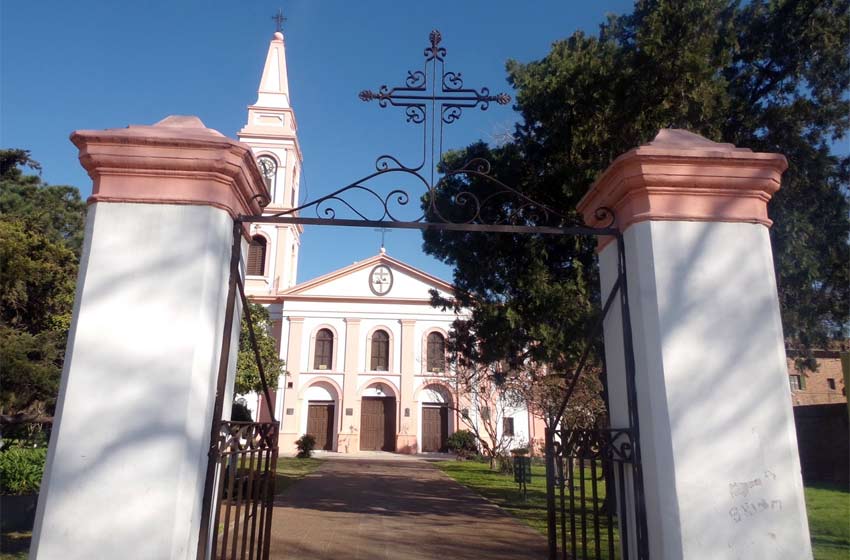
top-left (269, 458), bottom-right (548, 559)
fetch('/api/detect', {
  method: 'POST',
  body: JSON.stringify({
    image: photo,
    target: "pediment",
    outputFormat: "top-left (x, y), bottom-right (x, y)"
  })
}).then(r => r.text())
top-left (281, 253), bottom-right (455, 301)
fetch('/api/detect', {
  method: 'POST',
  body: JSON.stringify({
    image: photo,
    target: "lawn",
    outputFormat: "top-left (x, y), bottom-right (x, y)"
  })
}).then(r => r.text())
top-left (436, 460), bottom-right (619, 559)
top-left (436, 460), bottom-right (850, 560)
top-left (806, 483), bottom-right (850, 560)
top-left (274, 456), bottom-right (324, 495)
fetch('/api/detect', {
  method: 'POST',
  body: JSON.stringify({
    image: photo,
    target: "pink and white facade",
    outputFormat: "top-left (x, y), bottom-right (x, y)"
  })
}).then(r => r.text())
top-left (238, 31), bottom-right (540, 454)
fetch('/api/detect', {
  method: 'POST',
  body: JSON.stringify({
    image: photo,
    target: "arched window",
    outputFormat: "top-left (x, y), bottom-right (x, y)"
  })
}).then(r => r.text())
top-left (370, 330), bottom-right (389, 371)
top-left (247, 235), bottom-right (267, 276)
top-left (426, 332), bottom-right (446, 372)
top-left (314, 329), bottom-right (334, 370)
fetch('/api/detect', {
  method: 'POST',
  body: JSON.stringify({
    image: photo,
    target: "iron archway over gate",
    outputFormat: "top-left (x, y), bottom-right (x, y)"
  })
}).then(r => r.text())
top-left (198, 30), bottom-right (648, 560)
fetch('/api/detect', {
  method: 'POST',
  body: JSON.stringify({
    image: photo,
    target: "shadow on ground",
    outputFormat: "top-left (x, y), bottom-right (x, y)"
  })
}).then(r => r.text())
top-left (269, 459), bottom-right (547, 559)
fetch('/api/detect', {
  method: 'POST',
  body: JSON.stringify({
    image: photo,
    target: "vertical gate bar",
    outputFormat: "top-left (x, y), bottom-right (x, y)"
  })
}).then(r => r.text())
top-left (569, 454), bottom-right (577, 557)
top-left (221, 444), bottom-right (239, 559)
top-left (211, 433), bottom-right (229, 559)
top-left (607, 459), bottom-right (615, 560)
top-left (545, 428), bottom-right (558, 560)
top-left (257, 446), bottom-right (269, 560)
top-left (235, 453), bottom-right (247, 560)
top-left (246, 437), bottom-right (262, 560)
top-left (255, 446), bottom-right (270, 559)
top-left (617, 462), bottom-right (629, 560)
top-left (559, 452), bottom-right (567, 559)
top-left (230, 438), bottom-right (248, 559)
top-left (591, 458), bottom-right (601, 560)
top-left (615, 233), bottom-right (648, 558)
top-left (579, 457), bottom-right (587, 560)
top-left (198, 223), bottom-right (243, 560)
top-left (261, 428), bottom-right (279, 560)
top-left (239, 429), bottom-right (259, 559)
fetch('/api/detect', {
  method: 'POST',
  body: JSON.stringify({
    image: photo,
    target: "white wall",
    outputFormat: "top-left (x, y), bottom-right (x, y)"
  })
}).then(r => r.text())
top-left (600, 220), bottom-right (812, 559)
top-left (31, 203), bottom-right (237, 560)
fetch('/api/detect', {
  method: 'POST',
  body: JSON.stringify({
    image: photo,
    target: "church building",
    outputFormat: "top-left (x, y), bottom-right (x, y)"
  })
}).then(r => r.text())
top-left (236, 30), bottom-right (542, 454)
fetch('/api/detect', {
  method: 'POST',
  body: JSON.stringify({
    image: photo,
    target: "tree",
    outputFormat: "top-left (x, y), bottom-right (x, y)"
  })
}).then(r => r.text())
top-left (234, 303), bottom-right (285, 396)
top-left (427, 362), bottom-right (523, 469)
top-left (424, 0), bottom-right (849, 405)
top-left (0, 150), bottom-right (86, 418)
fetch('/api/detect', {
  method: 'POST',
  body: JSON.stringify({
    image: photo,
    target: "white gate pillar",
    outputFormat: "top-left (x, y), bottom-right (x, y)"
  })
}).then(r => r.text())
top-left (30, 116), bottom-right (268, 560)
top-left (578, 129), bottom-right (812, 559)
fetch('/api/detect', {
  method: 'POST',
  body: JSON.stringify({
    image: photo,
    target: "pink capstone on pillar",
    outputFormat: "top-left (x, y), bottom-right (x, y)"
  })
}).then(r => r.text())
top-left (577, 129), bottom-right (811, 559)
top-left (30, 116), bottom-right (268, 560)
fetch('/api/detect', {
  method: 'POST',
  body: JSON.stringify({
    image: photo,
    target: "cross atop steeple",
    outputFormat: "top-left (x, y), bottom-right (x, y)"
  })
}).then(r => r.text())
top-left (374, 227), bottom-right (391, 253)
top-left (271, 8), bottom-right (287, 33)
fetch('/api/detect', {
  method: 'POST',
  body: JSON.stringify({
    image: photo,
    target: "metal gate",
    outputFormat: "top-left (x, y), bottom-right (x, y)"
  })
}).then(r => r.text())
top-left (197, 223), bottom-right (280, 560)
top-left (198, 29), bottom-right (647, 560)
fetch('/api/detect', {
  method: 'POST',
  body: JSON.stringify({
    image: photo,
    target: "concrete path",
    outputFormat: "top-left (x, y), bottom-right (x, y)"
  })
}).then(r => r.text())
top-left (269, 458), bottom-right (548, 559)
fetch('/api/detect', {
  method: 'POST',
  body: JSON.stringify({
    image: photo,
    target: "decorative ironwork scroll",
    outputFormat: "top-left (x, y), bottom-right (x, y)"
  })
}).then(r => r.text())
top-left (257, 30), bottom-right (616, 235)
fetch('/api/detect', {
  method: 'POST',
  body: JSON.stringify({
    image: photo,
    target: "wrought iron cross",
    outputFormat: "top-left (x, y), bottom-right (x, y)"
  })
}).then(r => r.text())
top-left (359, 30), bottom-right (510, 181)
top-left (271, 8), bottom-right (287, 33)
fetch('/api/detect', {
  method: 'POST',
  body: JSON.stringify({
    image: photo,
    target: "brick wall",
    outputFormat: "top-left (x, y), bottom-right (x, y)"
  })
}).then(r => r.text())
top-left (788, 353), bottom-right (847, 407)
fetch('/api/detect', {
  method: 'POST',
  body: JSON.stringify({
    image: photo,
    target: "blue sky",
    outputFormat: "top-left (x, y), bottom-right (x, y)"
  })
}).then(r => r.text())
top-left (2, 0), bottom-right (653, 282)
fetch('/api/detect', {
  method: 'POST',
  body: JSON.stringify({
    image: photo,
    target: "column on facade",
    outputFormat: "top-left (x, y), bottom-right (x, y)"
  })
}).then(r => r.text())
top-left (398, 319), bottom-right (418, 453)
top-left (30, 116), bottom-right (268, 559)
top-left (577, 129), bottom-right (811, 559)
top-left (339, 318), bottom-right (361, 452)
top-left (279, 316), bottom-right (304, 451)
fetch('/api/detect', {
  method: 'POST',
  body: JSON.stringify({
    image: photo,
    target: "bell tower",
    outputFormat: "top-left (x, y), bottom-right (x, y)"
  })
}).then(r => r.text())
top-left (238, 28), bottom-right (302, 294)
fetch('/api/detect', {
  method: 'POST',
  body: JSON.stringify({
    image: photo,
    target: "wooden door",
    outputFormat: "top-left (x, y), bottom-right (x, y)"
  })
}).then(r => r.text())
top-left (257, 389), bottom-right (277, 423)
top-left (307, 402), bottom-right (334, 451)
top-left (360, 397), bottom-right (396, 451)
top-left (422, 405), bottom-right (448, 452)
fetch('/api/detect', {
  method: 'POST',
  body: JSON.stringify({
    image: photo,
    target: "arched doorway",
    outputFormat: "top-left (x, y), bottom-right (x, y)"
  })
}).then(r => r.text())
top-left (360, 382), bottom-right (397, 451)
top-left (302, 380), bottom-right (340, 451)
top-left (419, 384), bottom-right (453, 452)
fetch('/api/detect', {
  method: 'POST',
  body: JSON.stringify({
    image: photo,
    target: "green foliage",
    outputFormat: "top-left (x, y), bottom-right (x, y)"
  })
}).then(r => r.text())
top-left (0, 150), bottom-right (85, 417)
top-left (0, 448), bottom-right (47, 495)
top-left (234, 303), bottom-right (285, 395)
top-left (446, 429), bottom-right (478, 459)
top-left (0, 221), bottom-right (78, 335)
top-left (425, 0), bottom-right (849, 375)
top-left (0, 328), bottom-right (63, 416)
top-left (0, 149), bottom-right (86, 258)
top-left (295, 434), bottom-right (316, 458)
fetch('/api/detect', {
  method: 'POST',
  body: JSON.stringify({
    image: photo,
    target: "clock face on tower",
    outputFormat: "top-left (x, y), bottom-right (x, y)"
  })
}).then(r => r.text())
top-left (369, 265), bottom-right (393, 296)
top-left (257, 156), bottom-right (277, 190)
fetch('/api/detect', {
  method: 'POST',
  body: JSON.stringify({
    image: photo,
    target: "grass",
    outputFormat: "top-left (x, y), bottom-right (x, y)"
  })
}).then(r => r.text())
top-left (436, 460), bottom-right (850, 560)
top-left (806, 483), bottom-right (850, 560)
top-left (0, 531), bottom-right (30, 560)
top-left (274, 456), bottom-right (324, 495)
top-left (436, 459), bottom-right (620, 559)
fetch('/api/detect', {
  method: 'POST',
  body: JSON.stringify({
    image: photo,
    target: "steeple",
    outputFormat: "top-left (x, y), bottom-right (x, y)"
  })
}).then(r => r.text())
top-left (255, 31), bottom-right (291, 108)
top-left (239, 27), bottom-right (303, 294)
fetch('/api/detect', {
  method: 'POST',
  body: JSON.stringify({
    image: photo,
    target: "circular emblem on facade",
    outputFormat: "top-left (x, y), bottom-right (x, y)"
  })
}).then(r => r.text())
top-left (369, 265), bottom-right (393, 296)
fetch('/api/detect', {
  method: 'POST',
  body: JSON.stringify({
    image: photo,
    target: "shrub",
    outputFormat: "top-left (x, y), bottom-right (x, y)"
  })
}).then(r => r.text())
top-left (0, 448), bottom-right (47, 495)
top-left (497, 453), bottom-right (514, 474)
top-left (295, 434), bottom-right (316, 458)
top-left (446, 430), bottom-right (478, 459)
